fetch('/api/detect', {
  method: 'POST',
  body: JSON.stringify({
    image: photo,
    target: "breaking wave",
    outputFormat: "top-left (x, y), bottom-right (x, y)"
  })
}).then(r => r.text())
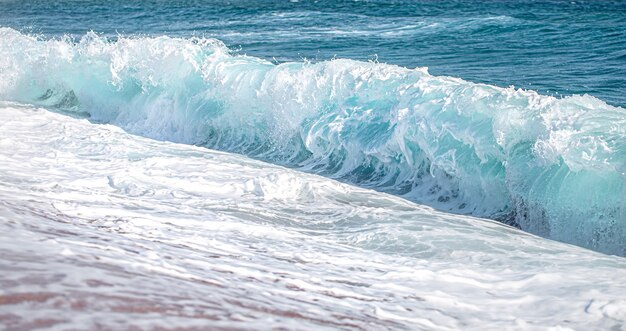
top-left (0, 28), bottom-right (624, 255)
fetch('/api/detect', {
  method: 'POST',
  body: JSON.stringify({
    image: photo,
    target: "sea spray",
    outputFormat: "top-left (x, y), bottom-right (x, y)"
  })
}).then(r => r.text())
top-left (0, 28), bottom-right (624, 255)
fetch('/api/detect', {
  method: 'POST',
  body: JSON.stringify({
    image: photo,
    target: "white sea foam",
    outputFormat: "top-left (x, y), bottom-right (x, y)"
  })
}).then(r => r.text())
top-left (0, 103), bottom-right (625, 329)
top-left (0, 27), bottom-right (624, 255)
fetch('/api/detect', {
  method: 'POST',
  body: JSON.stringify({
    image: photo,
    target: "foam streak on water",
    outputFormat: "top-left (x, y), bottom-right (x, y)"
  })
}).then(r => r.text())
top-left (0, 103), bottom-right (625, 330)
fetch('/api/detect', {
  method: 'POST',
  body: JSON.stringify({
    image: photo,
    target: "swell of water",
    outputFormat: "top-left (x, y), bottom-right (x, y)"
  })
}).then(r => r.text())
top-left (0, 28), bottom-right (624, 255)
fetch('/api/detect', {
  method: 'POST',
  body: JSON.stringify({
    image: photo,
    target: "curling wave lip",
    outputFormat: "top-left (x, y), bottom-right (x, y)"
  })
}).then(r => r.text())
top-left (0, 28), bottom-right (624, 255)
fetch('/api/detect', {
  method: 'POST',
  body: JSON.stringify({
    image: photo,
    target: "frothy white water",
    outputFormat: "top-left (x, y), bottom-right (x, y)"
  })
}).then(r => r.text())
top-left (0, 103), bottom-right (625, 330)
top-left (1, 28), bottom-right (624, 255)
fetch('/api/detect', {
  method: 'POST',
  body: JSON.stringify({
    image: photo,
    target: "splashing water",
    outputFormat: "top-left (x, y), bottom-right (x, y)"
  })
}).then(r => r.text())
top-left (1, 103), bottom-right (625, 329)
top-left (0, 28), bottom-right (624, 255)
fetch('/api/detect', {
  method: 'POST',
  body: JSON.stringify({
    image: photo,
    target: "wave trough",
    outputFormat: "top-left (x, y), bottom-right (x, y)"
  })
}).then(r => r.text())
top-left (0, 28), bottom-right (624, 255)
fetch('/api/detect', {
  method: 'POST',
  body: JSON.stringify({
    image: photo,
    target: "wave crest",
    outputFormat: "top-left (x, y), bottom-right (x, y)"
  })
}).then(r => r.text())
top-left (0, 28), bottom-right (624, 255)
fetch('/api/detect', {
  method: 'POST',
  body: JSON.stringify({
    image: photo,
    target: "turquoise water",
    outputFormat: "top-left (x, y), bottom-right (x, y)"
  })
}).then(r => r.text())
top-left (1, 2), bottom-right (626, 329)
top-left (0, 1), bottom-right (624, 254)
top-left (2, 0), bottom-right (626, 107)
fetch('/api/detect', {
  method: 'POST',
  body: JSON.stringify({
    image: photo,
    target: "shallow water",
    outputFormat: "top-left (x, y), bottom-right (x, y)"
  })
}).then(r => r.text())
top-left (1, 103), bottom-right (625, 330)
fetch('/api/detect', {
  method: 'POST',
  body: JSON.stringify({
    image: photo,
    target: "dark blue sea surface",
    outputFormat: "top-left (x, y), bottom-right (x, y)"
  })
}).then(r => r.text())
top-left (1, 0), bottom-right (625, 107)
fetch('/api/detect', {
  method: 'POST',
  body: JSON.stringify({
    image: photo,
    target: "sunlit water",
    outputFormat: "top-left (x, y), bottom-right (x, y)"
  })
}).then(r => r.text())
top-left (1, 103), bottom-right (625, 330)
top-left (1, 0), bottom-right (625, 107)
top-left (0, 0), bottom-right (625, 329)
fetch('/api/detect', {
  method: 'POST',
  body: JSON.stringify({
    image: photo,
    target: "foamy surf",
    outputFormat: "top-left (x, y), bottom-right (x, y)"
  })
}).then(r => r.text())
top-left (0, 28), bottom-right (624, 255)
top-left (1, 103), bottom-right (625, 329)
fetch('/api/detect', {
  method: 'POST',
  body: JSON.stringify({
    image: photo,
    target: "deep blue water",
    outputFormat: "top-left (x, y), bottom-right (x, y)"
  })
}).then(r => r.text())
top-left (1, 0), bottom-right (625, 107)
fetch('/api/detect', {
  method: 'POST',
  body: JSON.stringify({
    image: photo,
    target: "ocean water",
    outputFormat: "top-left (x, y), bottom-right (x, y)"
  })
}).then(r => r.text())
top-left (2, 0), bottom-right (626, 107)
top-left (0, 1), bottom-right (625, 329)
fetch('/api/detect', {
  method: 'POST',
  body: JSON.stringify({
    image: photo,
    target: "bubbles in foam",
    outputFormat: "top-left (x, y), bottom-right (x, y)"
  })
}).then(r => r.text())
top-left (0, 28), bottom-right (624, 255)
